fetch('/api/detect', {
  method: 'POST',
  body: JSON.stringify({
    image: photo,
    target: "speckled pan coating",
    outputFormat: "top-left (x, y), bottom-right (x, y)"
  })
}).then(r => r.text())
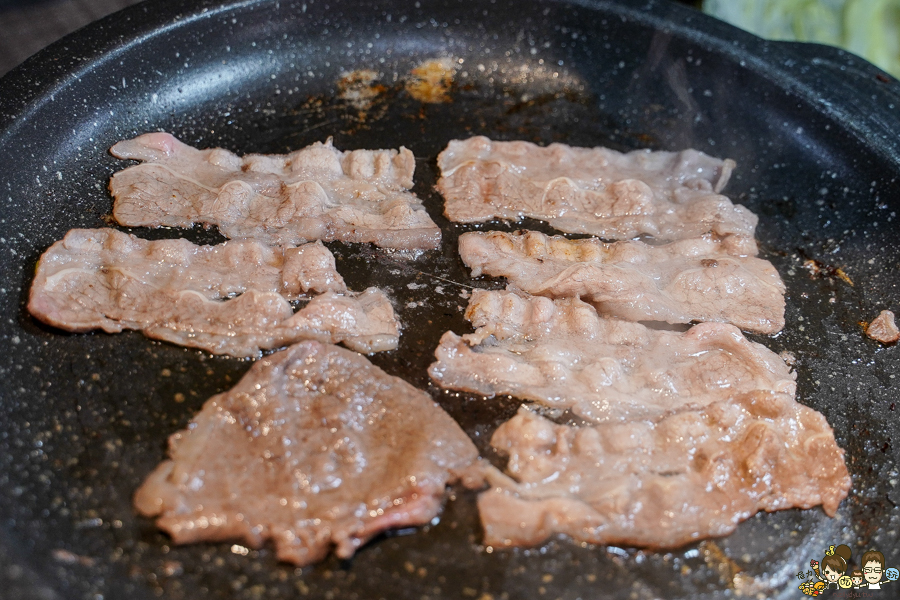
top-left (0, 0), bottom-right (898, 599)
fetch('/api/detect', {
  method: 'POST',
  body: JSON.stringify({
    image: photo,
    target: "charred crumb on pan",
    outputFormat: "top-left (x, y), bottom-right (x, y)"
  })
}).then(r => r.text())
top-left (798, 252), bottom-right (854, 286)
top-left (700, 541), bottom-right (743, 589)
top-left (779, 350), bottom-right (797, 367)
top-left (288, 59), bottom-right (464, 137)
top-left (336, 69), bottom-right (388, 111)
top-left (405, 58), bottom-right (458, 104)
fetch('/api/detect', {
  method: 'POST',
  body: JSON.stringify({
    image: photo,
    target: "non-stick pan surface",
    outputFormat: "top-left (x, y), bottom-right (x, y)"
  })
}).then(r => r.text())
top-left (1, 0), bottom-right (898, 598)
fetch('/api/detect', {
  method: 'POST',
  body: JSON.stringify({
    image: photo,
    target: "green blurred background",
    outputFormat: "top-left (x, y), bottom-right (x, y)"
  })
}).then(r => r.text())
top-left (0, 0), bottom-right (898, 79)
top-left (701, 0), bottom-right (900, 78)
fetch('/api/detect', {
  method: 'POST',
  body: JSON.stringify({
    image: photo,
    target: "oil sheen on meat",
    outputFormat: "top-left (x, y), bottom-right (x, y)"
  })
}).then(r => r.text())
top-left (28, 229), bottom-right (398, 357)
top-left (437, 136), bottom-right (756, 242)
top-left (459, 230), bottom-right (785, 334)
top-left (110, 132), bottom-right (441, 250)
top-left (30, 228), bottom-right (346, 301)
top-left (134, 341), bottom-right (481, 566)
top-left (429, 290), bottom-right (796, 422)
top-left (479, 395), bottom-right (850, 549)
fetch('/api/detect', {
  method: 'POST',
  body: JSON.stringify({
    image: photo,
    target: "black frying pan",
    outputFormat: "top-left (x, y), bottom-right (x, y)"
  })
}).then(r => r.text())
top-left (1, 1), bottom-right (898, 598)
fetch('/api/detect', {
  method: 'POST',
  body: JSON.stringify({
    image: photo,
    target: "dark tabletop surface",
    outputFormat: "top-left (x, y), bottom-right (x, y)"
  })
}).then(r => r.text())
top-left (0, 0), bottom-right (706, 78)
top-left (0, 0), bottom-right (144, 77)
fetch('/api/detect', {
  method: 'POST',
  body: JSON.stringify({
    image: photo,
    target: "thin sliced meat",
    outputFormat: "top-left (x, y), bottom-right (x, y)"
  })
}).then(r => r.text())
top-left (110, 132), bottom-right (441, 250)
top-left (143, 287), bottom-right (399, 356)
top-left (428, 290), bottom-right (795, 422)
top-left (479, 395), bottom-right (850, 549)
top-left (29, 251), bottom-right (399, 356)
top-left (30, 229), bottom-right (345, 303)
top-left (134, 341), bottom-right (480, 566)
top-left (437, 136), bottom-right (756, 242)
top-left (459, 230), bottom-right (784, 334)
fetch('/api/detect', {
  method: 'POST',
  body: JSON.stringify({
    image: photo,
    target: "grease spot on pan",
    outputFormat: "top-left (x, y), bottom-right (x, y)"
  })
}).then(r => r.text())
top-left (406, 59), bottom-right (457, 103)
top-left (337, 69), bottom-right (387, 110)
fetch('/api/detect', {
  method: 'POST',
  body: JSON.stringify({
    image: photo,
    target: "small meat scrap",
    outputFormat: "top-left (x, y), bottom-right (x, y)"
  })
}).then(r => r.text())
top-left (30, 229), bottom-right (345, 302)
top-left (479, 396), bottom-right (850, 550)
top-left (110, 132), bottom-right (441, 250)
top-left (429, 290), bottom-right (795, 422)
top-left (29, 232), bottom-right (398, 356)
top-left (437, 136), bottom-right (756, 242)
top-left (866, 310), bottom-right (899, 343)
top-left (135, 341), bottom-right (480, 566)
top-left (460, 230), bottom-right (785, 334)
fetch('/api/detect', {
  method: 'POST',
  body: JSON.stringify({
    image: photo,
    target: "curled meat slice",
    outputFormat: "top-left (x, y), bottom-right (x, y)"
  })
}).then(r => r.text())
top-left (429, 290), bottom-right (795, 422)
top-left (437, 136), bottom-right (755, 242)
top-left (135, 341), bottom-right (480, 566)
top-left (28, 233), bottom-right (399, 357)
top-left (29, 228), bottom-right (345, 302)
top-left (31, 270), bottom-right (397, 356)
top-left (459, 230), bottom-right (784, 334)
top-left (110, 132), bottom-right (441, 250)
top-left (479, 396), bottom-right (850, 550)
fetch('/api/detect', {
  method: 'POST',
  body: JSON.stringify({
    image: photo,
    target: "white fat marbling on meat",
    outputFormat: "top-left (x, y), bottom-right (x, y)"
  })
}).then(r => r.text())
top-left (429, 290), bottom-right (796, 422)
top-left (28, 230), bottom-right (398, 357)
top-left (459, 230), bottom-right (785, 334)
top-left (437, 136), bottom-right (756, 241)
top-left (478, 397), bottom-right (850, 550)
top-left (29, 228), bottom-right (345, 301)
top-left (134, 341), bottom-right (481, 566)
top-left (110, 132), bottom-right (441, 250)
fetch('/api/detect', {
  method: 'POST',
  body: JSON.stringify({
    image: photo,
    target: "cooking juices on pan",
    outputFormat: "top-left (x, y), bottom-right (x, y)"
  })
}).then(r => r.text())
top-left (26, 134), bottom-right (850, 565)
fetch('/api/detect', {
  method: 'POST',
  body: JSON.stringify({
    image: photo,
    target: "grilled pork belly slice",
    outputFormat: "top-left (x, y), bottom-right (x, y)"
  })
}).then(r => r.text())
top-left (28, 230), bottom-right (398, 357)
top-left (429, 290), bottom-right (795, 423)
top-left (29, 228), bottom-right (345, 301)
top-left (110, 132), bottom-right (441, 250)
top-left (479, 396), bottom-right (850, 550)
top-left (135, 341), bottom-right (480, 566)
top-left (437, 136), bottom-right (755, 242)
top-left (459, 230), bottom-right (785, 334)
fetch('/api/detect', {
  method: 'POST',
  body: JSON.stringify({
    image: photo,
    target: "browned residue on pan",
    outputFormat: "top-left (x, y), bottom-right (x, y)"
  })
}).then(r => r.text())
top-left (700, 541), bottom-right (743, 589)
top-left (337, 69), bottom-right (387, 110)
top-left (802, 257), bottom-right (854, 286)
top-left (285, 70), bottom-right (394, 138)
top-left (406, 58), bottom-right (456, 103)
